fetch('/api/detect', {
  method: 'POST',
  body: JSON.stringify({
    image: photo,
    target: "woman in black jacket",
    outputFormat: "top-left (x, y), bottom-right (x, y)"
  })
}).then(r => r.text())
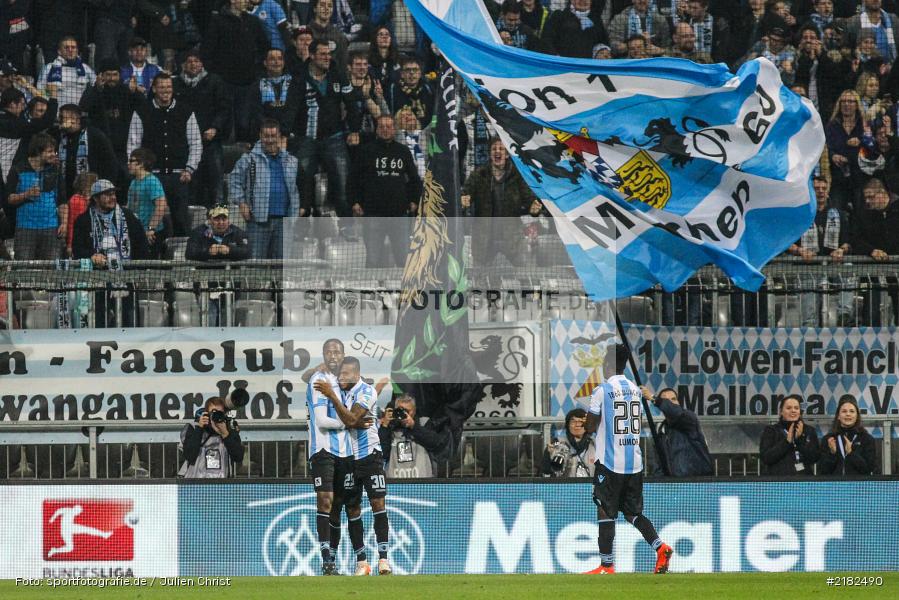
top-left (818, 398), bottom-right (877, 476)
top-left (759, 395), bottom-right (820, 475)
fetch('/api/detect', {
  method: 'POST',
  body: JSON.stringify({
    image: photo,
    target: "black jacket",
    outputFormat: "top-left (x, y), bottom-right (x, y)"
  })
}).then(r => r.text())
top-left (59, 126), bottom-right (120, 198)
top-left (759, 420), bottom-right (821, 475)
top-left (352, 138), bottom-right (421, 217)
top-left (201, 8), bottom-right (269, 85)
top-left (385, 80), bottom-right (434, 130)
top-left (182, 424), bottom-right (245, 466)
top-left (71, 206), bottom-right (150, 261)
top-left (817, 429), bottom-right (877, 475)
top-left (296, 68), bottom-right (361, 139)
top-left (542, 7), bottom-right (609, 58)
top-left (248, 74), bottom-right (302, 137)
top-left (79, 82), bottom-right (145, 156)
top-left (378, 416), bottom-right (452, 464)
top-left (173, 71), bottom-right (231, 136)
top-left (185, 224), bottom-right (251, 261)
top-left (657, 399), bottom-right (714, 477)
top-left (851, 202), bottom-right (899, 256)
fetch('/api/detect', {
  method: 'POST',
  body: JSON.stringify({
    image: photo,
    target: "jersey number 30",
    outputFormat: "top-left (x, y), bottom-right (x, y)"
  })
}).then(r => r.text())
top-left (613, 400), bottom-right (640, 435)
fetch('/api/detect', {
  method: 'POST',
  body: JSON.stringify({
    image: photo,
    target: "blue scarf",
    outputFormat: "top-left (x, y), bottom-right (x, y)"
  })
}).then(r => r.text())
top-left (571, 7), bottom-right (593, 31)
top-left (691, 14), bottom-right (714, 54)
top-left (89, 205), bottom-right (131, 267)
top-left (46, 57), bottom-right (86, 83)
top-left (810, 12), bottom-right (833, 36)
top-left (260, 74), bottom-right (292, 105)
top-left (626, 7), bottom-right (652, 39)
top-left (59, 129), bottom-right (89, 182)
top-left (862, 9), bottom-right (897, 63)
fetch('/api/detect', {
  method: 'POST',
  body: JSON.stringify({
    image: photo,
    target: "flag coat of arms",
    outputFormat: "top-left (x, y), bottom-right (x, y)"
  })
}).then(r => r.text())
top-left (405, 0), bottom-right (826, 300)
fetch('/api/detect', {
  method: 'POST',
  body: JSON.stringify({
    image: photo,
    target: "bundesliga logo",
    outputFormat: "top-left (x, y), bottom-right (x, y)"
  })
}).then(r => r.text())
top-left (42, 499), bottom-right (136, 561)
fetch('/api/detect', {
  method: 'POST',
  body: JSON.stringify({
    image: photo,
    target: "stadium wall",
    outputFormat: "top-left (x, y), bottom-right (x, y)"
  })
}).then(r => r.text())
top-left (2, 481), bottom-right (896, 577)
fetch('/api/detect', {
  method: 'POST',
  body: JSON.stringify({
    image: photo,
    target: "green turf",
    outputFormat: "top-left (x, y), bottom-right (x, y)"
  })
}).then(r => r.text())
top-left (1, 573), bottom-right (895, 600)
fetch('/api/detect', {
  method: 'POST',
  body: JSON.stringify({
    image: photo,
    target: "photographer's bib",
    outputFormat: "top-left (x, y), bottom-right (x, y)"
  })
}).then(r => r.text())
top-left (387, 431), bottom-right (433, 478)
top-left (178, 426), bottom-right (231, 478)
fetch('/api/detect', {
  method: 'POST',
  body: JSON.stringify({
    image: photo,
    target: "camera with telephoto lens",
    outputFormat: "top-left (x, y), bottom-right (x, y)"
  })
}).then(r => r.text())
top-left (548, 441), bottom-right (569, 468)
top-left (391, 407), bottom-right (408, 428)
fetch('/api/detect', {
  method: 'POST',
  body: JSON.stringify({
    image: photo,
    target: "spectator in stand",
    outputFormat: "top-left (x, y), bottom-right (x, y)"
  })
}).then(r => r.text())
top-left (347, 51), bottom-right (388, 144)
top-left (641, 386), bottom-right (713, 477)
top-left (127, 72), bottom-right (202, 236)
top-left (120, 38), bottom-right (162, 98)
top-left (5, 133), bottom-right (64, 259)
top-left (541, 408), bottom-right (595, 478)
top-left (66, 171), bottom-right (97, 257)
top-left (682, 0), bottom-right (728, 63)
top-left (759, 395), bottom-right (820, 476)
top-left (726, 0), bottom-right (768, 66)
top-left (352, 114), bottom-right (421, 268)
top-left (806, 0), bottom-right (836, 37)
top-left (0, 86), bottom-right (57, 200)
top-left (748, 23), bottom-right (797, 85)
top-left (173, 50), bottom-right (231, 209)
top-left (818, 398), bottom-right (877, 476)
top-left (786, 176), bottom-right (854, 326)
top-left (795, 24), bottom-right (851, 121)
top-left (496, 0), bottom-right (543, 51)
top-left (860, 119), bottom-right (899, 191)
top-left (543, 0), bottom-right (609, 59)
top-left (520, 0), bottom-right (551, 38)
top-left (287, 25), bottom-right (313, 77)
top-left (609, 0), bottom-right (670, 57)
top-left (769, 0), bottom-right (799, 35)
top-left (37, 36), bottom-right (96, 107)
top-left (202, 0), bottom-right (270, 143)
top-left (852, 178), bottom-right (899, 324)
top-left (294, 40), bottom-right (359, 221)
top-left (185, 204), bottom-right (251, 325)
top-left (394, 106), bottom-right (427, 182)
top-left (0, 0), bottom-right (34, 73)
top-left (33, 0), bottom-right (87, 63)
top-left (80, 58), bottom-right (146, 174)
top-left (462, 137), bottom-right (538, 267)
top-left (92, 0), bottom-right (136, 67)
top-left (126, 147), bottom-right (169, 257)
top-left (626, 34), bottom-right (649, 59)
top-left (57, 104), bottom-right (119, 201)
top-left (842, 0), bottom-right (899, 65)
top-left (367, 26), bottom-right (400, 90)
top-left (308, 0), bottom-right (348, 70)
top-left (141, 0), bottom-right (202, 73)
top-left (593, 43), bottom-right (612, 59)
top-left (249, 48), bottom-right (301, 139)
top-left (386, 57), bottom-right (433, 130)
top-left (668, 21), bottom-right (712, 63)
top-left (228, 118), bottom-right (301, 258)
top-left (856, 72), bottom-right (889, 122)
top-left (249, 0), bottom-right (293, 52)
top-left (826, 90), bottom-right (866, 212)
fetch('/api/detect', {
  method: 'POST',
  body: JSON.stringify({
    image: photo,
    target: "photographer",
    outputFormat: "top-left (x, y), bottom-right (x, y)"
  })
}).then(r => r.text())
top-left (759, 394), bottom-right (820, 476)
top-left (178, 396), bottom-right (244, 478)
top-left (378, 394), bottom-right (450, 478)
top-left (541, 408), bottom-right (595, 478)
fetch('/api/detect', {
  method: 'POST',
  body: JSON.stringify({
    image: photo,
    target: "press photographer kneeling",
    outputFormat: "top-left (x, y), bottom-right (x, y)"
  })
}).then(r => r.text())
top-left (178, 391), bottom-right (248, 478)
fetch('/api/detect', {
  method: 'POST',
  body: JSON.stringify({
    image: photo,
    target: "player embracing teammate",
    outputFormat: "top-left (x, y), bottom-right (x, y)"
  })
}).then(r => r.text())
top-left (584, 344), bottom-right (673, 575)
top-left (307, 338), bottom-right (391, 576)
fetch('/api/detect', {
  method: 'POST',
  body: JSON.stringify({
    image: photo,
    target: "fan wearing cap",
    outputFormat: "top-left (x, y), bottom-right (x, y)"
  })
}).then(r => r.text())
top-left (185, 205), bottom-right (251, 262)
top-left (287, 26), bottom-right (313, 77)
top-left (120, 38), bottom-right (162, 97)
top-left (72, 178), bottom-right (149, 269)
top-left (79, 58), bottom-right (145, 164)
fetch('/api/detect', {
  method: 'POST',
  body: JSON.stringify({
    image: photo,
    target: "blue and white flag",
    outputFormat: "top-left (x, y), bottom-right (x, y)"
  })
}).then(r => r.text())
top-left (406, 0), bottom-right (825, 300)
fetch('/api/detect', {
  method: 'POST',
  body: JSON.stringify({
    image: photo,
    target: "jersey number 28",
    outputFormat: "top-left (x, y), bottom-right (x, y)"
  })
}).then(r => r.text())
top-left (613, 400), bottom-right (640, 435)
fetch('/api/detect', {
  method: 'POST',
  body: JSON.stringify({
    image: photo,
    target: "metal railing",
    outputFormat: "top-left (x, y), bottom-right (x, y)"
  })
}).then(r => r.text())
top-left (0, 416), bottom-right (894, 480)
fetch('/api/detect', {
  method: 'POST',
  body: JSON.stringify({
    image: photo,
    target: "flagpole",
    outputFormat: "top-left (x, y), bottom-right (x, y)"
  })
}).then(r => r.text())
top-left (614, 310), bottom-right (671, 477)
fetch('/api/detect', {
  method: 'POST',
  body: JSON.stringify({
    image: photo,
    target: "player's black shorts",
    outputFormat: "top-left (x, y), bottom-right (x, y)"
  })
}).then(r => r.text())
top-left (352, 451), bottom-right (387, 500)
top-left (592, 462), bottom-right (644, 518)
top-left (310, 451), bottom-right (355, 496)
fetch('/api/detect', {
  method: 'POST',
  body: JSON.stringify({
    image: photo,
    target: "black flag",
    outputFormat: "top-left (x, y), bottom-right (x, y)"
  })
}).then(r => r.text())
top-left (391, 61), bottom-right (480, 445)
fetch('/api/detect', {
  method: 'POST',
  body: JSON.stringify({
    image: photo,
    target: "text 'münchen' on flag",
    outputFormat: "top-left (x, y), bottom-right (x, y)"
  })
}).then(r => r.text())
top-left (406, 0), bottom-right (825, 301)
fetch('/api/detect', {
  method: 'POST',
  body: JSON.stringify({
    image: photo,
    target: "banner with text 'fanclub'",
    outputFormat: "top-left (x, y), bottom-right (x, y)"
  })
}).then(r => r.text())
top-left (406, 0), bottom-right (825, 299)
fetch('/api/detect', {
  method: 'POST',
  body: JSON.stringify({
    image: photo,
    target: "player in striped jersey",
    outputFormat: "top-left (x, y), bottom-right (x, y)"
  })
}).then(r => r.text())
top-left (584, 344), bottom-right (673, 575)
top-left (315, 356), bottom-right (392, 576)
top-left (306, 338), bottom-right (371, 575)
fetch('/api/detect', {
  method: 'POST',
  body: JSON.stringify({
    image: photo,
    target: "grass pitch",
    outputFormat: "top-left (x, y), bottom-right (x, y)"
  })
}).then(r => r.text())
top-left (2, 573), bottom-right (894, 600)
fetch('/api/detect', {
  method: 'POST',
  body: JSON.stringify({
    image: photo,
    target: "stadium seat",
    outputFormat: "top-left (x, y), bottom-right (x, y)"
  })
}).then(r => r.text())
top-left (616, 296), bottom-right (653, 325)
top-left (381, 279), bottom-right (403, 326)
top-left (323, 238), bottom-right (366, 270)
top-left (234, 298), bottom-right (277, 327)
top-left (138, 298), bottom-right (169, 327)
top-left (281, 280), bottom-right (332, 326)
top-left (172, 289), bottom-right (201, 327)
top-left (189, 205), bottom-right (208, 230)
top-left (17, 295), bottom-right (52, 329)
top-left (165, 237), bottom-right (189, 262)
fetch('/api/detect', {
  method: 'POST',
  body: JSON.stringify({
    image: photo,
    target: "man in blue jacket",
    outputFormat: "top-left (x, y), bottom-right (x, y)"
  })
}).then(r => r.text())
top-left (228, 118), bottom-right (301, 259)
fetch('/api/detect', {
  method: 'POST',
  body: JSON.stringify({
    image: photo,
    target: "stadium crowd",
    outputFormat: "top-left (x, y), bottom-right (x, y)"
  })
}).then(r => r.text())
top-left (0, 0), bottom-right (897, 266)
